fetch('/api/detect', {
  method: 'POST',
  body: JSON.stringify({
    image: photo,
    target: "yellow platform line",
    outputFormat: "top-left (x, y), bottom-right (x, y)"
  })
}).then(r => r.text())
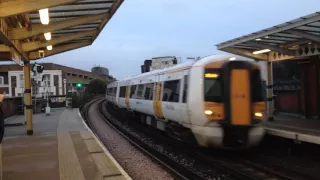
top-left (58, 132), bottom-right (86, 180)
top-left (77, 109), bottom-right (132, 180)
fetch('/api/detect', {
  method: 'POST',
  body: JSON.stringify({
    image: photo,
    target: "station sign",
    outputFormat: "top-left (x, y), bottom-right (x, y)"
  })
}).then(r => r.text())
top-left (10, 47), bottom-right (23, 66)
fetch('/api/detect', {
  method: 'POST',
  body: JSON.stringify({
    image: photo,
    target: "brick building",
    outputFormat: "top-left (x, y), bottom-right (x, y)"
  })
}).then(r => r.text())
top-left (0, 63), bottom-right (114, 97)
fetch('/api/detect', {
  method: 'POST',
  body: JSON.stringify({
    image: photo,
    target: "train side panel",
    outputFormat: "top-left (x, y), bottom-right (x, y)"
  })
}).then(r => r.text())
top-left (187, 66), bottom-right (210, 126)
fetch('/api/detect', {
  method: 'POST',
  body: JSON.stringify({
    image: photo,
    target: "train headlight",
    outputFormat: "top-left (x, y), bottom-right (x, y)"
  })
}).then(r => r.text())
top-left (254, 112), bottom-right (263, 117)
top-left (205, 110), bottom-right (213, 115)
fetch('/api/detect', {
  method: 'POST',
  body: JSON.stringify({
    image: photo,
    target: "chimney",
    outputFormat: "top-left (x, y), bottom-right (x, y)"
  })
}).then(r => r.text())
top-left (141, 65), bottom-right (145, 73)
top-left (144, 60), bottom-right (152, 72)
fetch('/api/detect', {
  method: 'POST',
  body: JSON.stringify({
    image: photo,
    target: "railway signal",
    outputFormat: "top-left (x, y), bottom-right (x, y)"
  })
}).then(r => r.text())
top-left (76, 82), bottom-right (83, 89)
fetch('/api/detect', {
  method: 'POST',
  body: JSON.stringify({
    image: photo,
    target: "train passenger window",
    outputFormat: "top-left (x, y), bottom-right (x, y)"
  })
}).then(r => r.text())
top-left (130, 85), bottom-right (136, 98)
top-left (109, 88), bottom-right (114, 95)
top-left (163, 80), bottom-right (180, 102)
top-left (251, 70), bottom-right (264, 102)
top-left (183, 75), bottom-right (188, 103)
top-left (119, 86), bottom-right (126, 97)
top-left (204, 70), bottom-right (223, 102)
top-left (144, 83), bottom-right (154, 100)
top-left (137, 84), bottom-right (144, 98)
top-left (113, 87), bottom-right (117, 95)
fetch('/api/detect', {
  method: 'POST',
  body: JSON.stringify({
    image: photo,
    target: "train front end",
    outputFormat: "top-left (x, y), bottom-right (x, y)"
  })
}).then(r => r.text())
top-left (202, 60), bottom-right (266, 149)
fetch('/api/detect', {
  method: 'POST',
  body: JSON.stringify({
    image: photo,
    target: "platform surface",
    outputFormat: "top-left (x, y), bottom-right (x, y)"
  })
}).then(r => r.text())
top-left (2, 108), bottom-right (130, 180)
top-left (263, 115), bottom-right (320, 144)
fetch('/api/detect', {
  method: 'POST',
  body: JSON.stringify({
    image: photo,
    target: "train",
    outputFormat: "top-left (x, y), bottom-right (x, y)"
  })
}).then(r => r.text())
top-left (106, 55), bottom-right (266, 149)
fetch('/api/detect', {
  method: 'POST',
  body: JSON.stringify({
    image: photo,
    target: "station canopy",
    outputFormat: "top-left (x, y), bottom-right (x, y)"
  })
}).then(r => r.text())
top-left (0, 0), bottom-right (123, 65)
top-left (216, 12), bottom-right (320, 62)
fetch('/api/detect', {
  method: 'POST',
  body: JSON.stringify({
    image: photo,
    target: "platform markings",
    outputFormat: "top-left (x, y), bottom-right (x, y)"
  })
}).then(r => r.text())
top-left (58, 132), bottom-right (86, 180)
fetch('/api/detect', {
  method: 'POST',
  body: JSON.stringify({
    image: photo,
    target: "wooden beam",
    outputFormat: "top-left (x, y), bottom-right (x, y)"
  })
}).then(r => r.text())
top-left (29, 41), bottom-right (91, 60)
top-left (22, 30), bottom-right (96, 52)
top-left (0, 19), bottom-right (28, 61)
top-left (0, 0), bottom-right (79, 17)
top-left (10, 13), bottom-right (108, 40)
top-left (0, 45), bottom-right (10, 52)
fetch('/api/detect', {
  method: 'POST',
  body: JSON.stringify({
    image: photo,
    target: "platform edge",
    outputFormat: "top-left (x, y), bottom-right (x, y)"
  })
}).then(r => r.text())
top-left (265, 127), bottom-right (320, 145)
top-left (77, 108), bottom-right (132, 180)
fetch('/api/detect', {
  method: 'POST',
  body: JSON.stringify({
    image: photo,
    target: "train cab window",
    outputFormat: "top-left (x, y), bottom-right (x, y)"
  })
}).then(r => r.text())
top-left (204, 70), bottom-right (223, 102)
top-left (144, 83), bottom-right (154, 100)
top-left (119, 86), bottom-right (126, 97)
top-left (182, 75), bottom-right (188, 103)
top-left (163, 80), bottom-right (180, 102)
top-left (251, 70), bottom-right (265, 102)
top-left (130, 85), bottom-right (136, 98)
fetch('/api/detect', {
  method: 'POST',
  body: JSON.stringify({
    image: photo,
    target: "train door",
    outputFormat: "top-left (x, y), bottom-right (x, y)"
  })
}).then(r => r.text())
top-left (230, 69), bottom-right (251, 125)
top-left (179, 71), bottom-right (190, 124)
top-left (153, 80), bottom-right (164, 118)
top-left (125, 85), bottom-right (131, 109)
top-left (161, 78), bottom-right (182, 122)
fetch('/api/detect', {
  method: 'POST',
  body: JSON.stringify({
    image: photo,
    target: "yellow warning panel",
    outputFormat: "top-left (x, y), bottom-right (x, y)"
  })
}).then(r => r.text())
top-left (230, 70), bottom-right (251, 125)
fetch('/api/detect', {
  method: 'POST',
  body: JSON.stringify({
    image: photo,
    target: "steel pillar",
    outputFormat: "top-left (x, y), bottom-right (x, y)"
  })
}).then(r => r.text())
top-left (23, 60), bottom-right (33, 135)
top-left (266, 61), bottom-right (274, 121)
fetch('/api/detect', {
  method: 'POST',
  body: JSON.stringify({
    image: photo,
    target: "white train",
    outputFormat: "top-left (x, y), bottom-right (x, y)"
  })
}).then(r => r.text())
top-left (106, 55), bottom-right (266, 149)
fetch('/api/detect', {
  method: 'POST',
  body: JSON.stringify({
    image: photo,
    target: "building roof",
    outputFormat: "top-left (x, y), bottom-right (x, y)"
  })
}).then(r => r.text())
top-left (0, 62), bottom-right (101, 78)
top-left (216, 12), bottom-right (320, 62)
top-left (0, 0), bottom-right (124, 64)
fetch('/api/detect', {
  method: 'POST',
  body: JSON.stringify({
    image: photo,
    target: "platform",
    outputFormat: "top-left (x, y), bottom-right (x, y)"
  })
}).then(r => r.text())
top-left (1, 108), bottom-right (131, 180)
top-left (263, 115), bottom-right (320, 145)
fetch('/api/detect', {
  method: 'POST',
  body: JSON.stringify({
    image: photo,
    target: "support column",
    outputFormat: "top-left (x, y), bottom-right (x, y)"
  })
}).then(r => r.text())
top-left (266, 61), bottom-right (274, 121)
top-left (24, 60), bottom-right (33, 135)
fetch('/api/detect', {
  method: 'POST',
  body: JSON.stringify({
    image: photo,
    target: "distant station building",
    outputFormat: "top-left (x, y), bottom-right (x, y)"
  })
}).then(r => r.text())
top-left (0, 63), bottom-right (113, 97)
top-left (141, 56), bottom-right (178, 73)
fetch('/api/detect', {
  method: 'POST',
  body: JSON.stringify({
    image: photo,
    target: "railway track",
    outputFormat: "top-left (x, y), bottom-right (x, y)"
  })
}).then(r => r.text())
top-left (83, 98), bottom-right (206, 180)
top-left (96, 101), bottom-right (209, 180)
top-left (83, 99), bottom-right (316, 180)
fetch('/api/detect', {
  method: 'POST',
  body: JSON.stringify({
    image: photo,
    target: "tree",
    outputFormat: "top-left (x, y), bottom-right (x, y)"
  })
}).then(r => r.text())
top-left (86, 79), bottom-right (107, 94)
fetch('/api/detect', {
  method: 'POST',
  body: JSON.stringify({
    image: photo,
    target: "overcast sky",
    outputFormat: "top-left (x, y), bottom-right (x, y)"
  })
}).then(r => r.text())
top-left (37, 0), bottom-right (319, 80)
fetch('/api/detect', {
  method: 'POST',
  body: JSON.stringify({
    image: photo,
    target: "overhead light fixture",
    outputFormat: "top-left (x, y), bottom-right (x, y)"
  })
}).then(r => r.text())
top-left (229, 57), bottom-right (236, 60)
top-left (46, 45), bottom-right (52, 51)
top-left (255, 38), bottom-right (261, 41)
top-left (44, 32), bottom-right (51, 40)
top-left (39, 8), bottom-right (50, 25)
top-left (253, 49), bottom-right (271, 55)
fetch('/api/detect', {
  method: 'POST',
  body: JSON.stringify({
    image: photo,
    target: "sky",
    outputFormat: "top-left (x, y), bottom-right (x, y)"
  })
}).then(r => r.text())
top-left (35, 0), bottom-right (319, 80)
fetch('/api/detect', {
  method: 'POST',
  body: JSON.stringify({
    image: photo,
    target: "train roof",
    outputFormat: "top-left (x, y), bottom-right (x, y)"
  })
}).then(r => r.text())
top-left (107, 55), bottom-right (256, 87)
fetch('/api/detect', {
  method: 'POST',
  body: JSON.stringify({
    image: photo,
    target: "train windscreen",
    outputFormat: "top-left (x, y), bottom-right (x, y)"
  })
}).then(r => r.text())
top-left (251, 70), bottom-right (265, 102)
top-left (204, 70), bottom-right (223, 102)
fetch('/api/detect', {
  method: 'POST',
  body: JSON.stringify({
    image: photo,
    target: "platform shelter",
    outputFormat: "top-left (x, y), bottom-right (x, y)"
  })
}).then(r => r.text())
top-left (0, 0), bottom-right (123, 135)
top-left (216, 12), bottom-right (320, 120)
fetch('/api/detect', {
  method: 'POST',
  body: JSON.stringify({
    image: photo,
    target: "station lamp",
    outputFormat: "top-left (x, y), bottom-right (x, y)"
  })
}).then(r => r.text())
top-left (39, 8), bottom-right (50, 25)
top-left (253, 49), bottom-right (271, 55)
top-left (44, 32), bottom-right (51, 40)
top-left (46, 45), bottom-right (52, 51)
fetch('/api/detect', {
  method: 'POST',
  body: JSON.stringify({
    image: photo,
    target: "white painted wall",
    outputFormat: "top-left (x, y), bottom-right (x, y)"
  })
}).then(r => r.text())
top-left (8, 70), bottom-right (63, 97)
